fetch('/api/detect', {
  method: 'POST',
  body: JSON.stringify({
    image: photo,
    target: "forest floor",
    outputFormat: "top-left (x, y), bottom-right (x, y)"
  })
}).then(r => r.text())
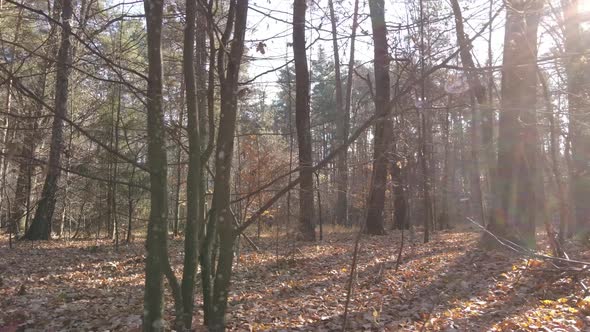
top-left (1, 228), bottom-right (590, 331)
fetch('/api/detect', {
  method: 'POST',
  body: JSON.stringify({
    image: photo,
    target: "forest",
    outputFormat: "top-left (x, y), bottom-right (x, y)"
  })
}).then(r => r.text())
top-left (1, 0), bottom-right (590, 330)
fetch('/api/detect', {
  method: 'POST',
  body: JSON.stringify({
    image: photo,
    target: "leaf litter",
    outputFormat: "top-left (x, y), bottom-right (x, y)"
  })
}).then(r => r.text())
top-left (1, 230), bottom-right (589, 331)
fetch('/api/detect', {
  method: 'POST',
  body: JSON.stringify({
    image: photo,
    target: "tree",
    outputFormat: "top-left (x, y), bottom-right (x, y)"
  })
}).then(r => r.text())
top-left (22, 0), bottom-right (72, 240)
top-left (142, 0), bottom-right (177, 329)
top-left (328, 0), bottom-right (346, 225)
top-left (365, 0), bottom-right (391, 235)
top-left (563, 0), bottom-right (590, 236)
top-left (200, 0), bottom-right (250, 329)
top-left (293, 0), bottom-right (316, 241)
top-left (450, 0), bottom-right (486, 224)
top-left (488, 0), bottom-right (543, 248)
top-left (179, 0), bottom-right (202, 328)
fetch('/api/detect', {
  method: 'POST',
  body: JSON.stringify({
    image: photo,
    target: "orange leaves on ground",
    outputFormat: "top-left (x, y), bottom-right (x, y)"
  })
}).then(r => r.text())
top-left (1, 231), bottom-right (590, 331)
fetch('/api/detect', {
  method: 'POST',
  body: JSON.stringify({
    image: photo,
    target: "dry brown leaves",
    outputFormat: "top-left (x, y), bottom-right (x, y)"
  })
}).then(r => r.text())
top-left (1, 230), bottom-right (589, 331)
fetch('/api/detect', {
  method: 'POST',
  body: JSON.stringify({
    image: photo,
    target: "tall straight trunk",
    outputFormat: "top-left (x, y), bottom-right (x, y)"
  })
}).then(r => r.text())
top-left (341, 0), bottom-right (359, 226)
top-left (126, 164), bottom-right (136, 243)
top-left (59, 125), bottom-right (73, 238)
top-left (173, 124), bottom-right (183, 237)
top-left (195, 5), bottom-right (208, 240)
top-left (173, 82), bottom-right (184, 238)
top-left (22, 0), bottom-right (72, 240)
top-left (142, 0), bottom-right (171, 329)
top-left (418, 0), bottom-right (432, 242)
top-left (419, 110), bottom-right (432, 242)
top-left (180, 0), bottom-right (202, 328)
top-left (328, 0), bottom-right (346, 226)
top-left (481, 0), bottom-right (495, 199)
top-left (540, 71), bottom-right (569, 241)
top-left (112, 71), bottom-right (121, 244)
top-left (365, 0), bottom-right (391, 235)
top-left (0, 6), bottom-right (23, 231)
top-left (24, 65), bottom-right (51, 233)
top-left (199, 3), bottom-right (216, 320)
top-left (450, 0), bottom-right (486, 224)
top-left (195, 8), bottom-right (208, 150)
top-left (293, 0), bottom-right (315, 241)
top-left (9, 75), bottom-right (39, 237)
top-left (539, 69), bottom-right (568, 248)
top-left (391, 142), bottom-right (408, 230)
top-left (0, 79), bottom-right (12, 228)
top-left (468, 96), bottom-right (485, 224)
top-left (562, 0), bottom-right (590, 235)
top-left (488, 0), bottom-right (542, 248)
top-left (200, 0), bottom-right (223, 323)
top-left (202, 1), bottom-right (249, 329)
top-left (440, 105), bottom-right (451, 229)
top-left (452, 112), bottom-right (464, 220)
top-left (9, 133), bottom-right (34, 234)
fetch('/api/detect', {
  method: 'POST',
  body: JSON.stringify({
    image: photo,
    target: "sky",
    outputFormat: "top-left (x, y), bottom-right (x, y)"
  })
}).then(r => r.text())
top-left (243, 0), bottom-right (507, 97)
top-left (116, 0), bottom-right (590, 98)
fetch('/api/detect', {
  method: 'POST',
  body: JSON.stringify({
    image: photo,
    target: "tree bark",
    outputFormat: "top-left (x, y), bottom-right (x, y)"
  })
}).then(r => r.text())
top-left (562, 0), bottom-right (590, 236)
top-left (180, 0), bottom-right (202, 328)
top-left (293, 0), bottom-right (316, 241)
top-left (202, 1), bottom-right (249, 329)
top-left (439, 105), bottom-right (451, 229)
top-left (328, 0), bottom-right (347, 226)
top-left (450, 0), bottom-right (486, 225)
top-left (488, 0), bottom-right (542, 248)
top-left (365, 0), bottom-right (391, 236)
top-left (391, 143), bottom-right (408, 230)
top-left (142, 0), bottom-right (172, 329)
top-left (22, 0), bottom-right (72, 240)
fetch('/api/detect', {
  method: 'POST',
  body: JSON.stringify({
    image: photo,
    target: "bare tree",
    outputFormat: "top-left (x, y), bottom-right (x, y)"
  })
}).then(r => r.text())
top-left (22, 0), bottom-right (72, 240)
top-left (142, 0), bottom-right (182, 329)
top-left (488, 0), bottom-right (542, 248)
top-left (328, 0), bottom-right (346, 226)
top-left (200, 0), bottom-right (250, 329)
top-left (293, 0), bottom-right (315, 241)
top-left (563, 0), bottom-right (590, 236)
top-left (365, 0), bottom-right (391, 235)
top-left (450, 0), bottom-right (486, 224)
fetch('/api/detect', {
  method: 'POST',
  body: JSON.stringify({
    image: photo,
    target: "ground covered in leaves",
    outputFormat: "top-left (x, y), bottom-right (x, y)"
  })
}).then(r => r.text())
top-left (1, 229), bottom-right (590, 331)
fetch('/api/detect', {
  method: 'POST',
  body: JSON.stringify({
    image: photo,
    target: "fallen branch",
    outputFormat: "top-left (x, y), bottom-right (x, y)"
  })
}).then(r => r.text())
top-left (467, 217), bottom-right (590, 268)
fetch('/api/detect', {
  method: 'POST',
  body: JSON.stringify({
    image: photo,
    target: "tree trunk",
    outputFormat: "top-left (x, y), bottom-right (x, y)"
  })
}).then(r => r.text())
top-left (450, 0), bottom-right (486, 225)
top-left (482, 0), bottom-right (496, 206)
top-left (391, 143), bottom-right (408, 230)
top-left (328, 0), bottom-right (347, 226)
top-left (418, 0), bottom-right (432, 242)
top-left (202, 1), bottom-right (249, 329)
top-left (22, 0), bottom-right (72, 241)
top-left (419, 110), bottom-right (432, 242)
top-left (537, 68), bottom-right (569, 244)
top-left (126, 165), bottom-right (135, 243)
top-left (365, 0), bottom-right (391, 236)
top-left (439, 105), bottom-right (451, 229)
top-left (173, 108), bottom-right (183, 237)
top-left (142, 0), bottom-right (171, 329)
top-left (563, 0), bottom-right (590, 236)
top-left (6, 6), bottom-right (33, 234)
top-left (180, 0), bottom-right (202, 328)
top-left (293, 0), bottom-right (316, 241)
top-left (488, 0), bottom-right (542, 248)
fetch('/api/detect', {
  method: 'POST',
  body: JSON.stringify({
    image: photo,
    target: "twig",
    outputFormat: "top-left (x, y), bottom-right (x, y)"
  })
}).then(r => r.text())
top-left (395, 228), bottom-right (404, 272)
top-left (342, 226), bottom-right (364, 332)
